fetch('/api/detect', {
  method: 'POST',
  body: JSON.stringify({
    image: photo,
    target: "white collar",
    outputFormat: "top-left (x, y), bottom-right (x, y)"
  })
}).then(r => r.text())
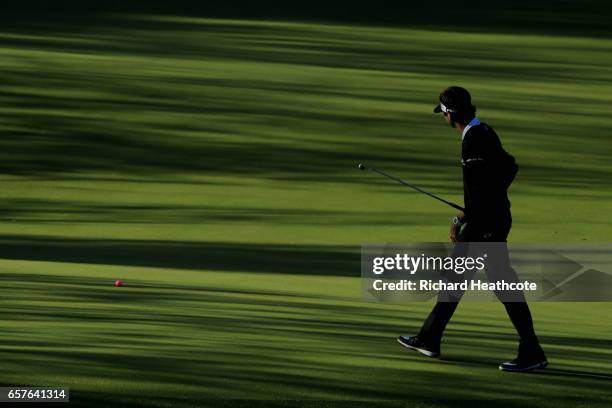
top-left (462, 117), bottom-right (481, 140)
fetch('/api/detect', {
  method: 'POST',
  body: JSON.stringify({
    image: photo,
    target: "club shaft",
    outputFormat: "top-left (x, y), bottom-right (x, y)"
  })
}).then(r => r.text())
top-left (368, 166), bottom-right (465, 212)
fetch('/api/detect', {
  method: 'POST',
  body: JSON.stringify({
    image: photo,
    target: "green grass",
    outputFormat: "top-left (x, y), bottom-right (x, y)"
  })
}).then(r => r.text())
top-left (0, 14), bottom-right (611, 408)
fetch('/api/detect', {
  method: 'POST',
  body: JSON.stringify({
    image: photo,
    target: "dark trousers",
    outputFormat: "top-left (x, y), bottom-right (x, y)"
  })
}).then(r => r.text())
top-left (418, 217), bottom-right (542, 353)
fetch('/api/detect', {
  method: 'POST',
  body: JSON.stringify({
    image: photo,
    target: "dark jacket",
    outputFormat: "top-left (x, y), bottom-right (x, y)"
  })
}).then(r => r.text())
top-left (461, 122), bottom-right (518, 225)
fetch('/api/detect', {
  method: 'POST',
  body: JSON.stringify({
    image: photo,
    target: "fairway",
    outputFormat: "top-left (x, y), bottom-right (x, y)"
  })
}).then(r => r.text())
top-left (0, 12), bottom-right (611, 408)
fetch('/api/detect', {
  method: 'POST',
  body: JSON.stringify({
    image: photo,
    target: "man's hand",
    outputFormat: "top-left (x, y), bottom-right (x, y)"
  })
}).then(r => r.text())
top-left (449, 211), bottom-right (466, 242)
top-left (449, 222), bottom-right (460, 242)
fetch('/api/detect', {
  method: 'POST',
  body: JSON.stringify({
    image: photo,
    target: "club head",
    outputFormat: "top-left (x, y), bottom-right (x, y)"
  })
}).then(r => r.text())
top-left (357, 163), bottom-right (367, 171)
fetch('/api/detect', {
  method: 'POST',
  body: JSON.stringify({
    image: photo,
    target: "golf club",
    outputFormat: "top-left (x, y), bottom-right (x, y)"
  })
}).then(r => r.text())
top-left (358, 163), bottom-right (465, 211)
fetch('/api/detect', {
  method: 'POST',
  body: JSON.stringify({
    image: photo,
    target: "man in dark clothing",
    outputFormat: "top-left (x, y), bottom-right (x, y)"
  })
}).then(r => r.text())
top-left (397, 86), bottom-right (548, 372)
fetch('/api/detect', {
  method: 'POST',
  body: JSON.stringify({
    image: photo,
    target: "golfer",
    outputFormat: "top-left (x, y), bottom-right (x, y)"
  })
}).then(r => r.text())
top-left (398, 86), bottom-right (548, 372)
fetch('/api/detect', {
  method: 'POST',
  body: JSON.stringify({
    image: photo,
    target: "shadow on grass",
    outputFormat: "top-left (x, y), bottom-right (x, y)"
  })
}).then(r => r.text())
top-left (1, 268), bottom-right (611, 407)
top-left (3, 1), bottom-right (612, 38)
top-left (442, 354), bottom-right (612, 381)
top-left (0, 14), bottom-right (610, 191)
top-left (0, 199), bottom-right (436, 226)
top-left (0, 234), bottom-right (359, 276)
